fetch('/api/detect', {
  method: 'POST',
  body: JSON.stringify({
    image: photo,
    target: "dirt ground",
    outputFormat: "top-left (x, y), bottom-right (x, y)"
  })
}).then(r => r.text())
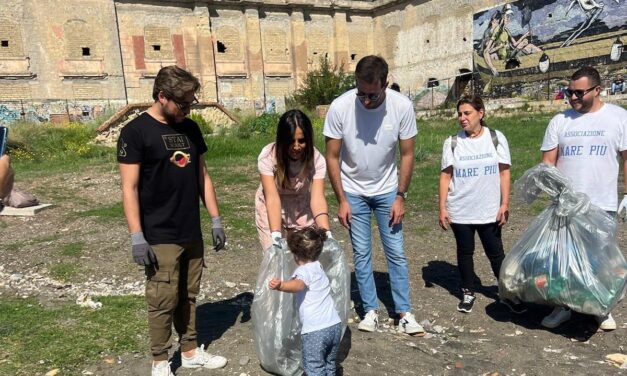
top-left (0, 167), bottom-right (625, 376)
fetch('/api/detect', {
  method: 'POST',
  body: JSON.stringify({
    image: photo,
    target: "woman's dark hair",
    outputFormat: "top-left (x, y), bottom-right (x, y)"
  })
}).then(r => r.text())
top-left (287, 227), bottom-right (327, 262)
top-left (275, 109), bottom-right (315, 189)
top-left (457, 95), bottom-right (487, 127)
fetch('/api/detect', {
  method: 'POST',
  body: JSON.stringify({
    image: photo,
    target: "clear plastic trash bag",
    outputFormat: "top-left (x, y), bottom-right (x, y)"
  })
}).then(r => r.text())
top-left (251, 238), bottom-right (351, 376)
top-left (499, 164), bottom-right (627, 317)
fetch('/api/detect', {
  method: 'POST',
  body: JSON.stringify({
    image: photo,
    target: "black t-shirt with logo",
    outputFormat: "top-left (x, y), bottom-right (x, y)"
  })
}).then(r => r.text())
top-left (117, 112), bottom-right (208, 244)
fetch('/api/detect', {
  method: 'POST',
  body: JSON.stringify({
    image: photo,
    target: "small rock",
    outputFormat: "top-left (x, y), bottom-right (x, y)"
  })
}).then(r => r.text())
top-left (9, 273), bottom-right (23, 282)
top-left (433, 325), bottom-right (444, 334)
top-left (606, 353), bottom-right (627, 368)
top-left (45, 369), bottom-right (60, 376)
top-left (225, 281), bottom-right (236, 288)
top-left (239, 356), bottom-right (250, 366)
top-left (217, 292), bottom-right (223, 297)
top-left (419, 319), bottom-right (433, 332)
top-left (347, 318), bottom-right (354, 324)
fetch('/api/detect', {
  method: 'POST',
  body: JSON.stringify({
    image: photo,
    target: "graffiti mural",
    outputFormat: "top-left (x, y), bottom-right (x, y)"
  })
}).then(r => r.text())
top-left (0, 105), bottom-right (20, 125)
top-left (473, 0), bottom-right (626, 96)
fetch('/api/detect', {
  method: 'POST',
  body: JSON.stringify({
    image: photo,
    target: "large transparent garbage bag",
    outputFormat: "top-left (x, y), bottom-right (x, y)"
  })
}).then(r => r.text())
top-left (499, 164), bottom-right (627, 317)
top-left (252, 238), bottom-right (350, 376)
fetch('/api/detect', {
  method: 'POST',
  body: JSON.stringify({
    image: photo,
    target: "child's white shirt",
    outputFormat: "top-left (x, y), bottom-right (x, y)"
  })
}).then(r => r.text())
top-left (292, 261), bottom-right (341, 334)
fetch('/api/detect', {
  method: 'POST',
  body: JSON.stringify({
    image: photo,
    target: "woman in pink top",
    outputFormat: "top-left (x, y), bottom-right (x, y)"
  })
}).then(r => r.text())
top-left (255, 110), bottom-right (331, 251)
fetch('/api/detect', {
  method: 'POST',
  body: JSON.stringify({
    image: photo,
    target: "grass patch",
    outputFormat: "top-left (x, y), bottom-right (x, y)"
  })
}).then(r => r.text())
top-left (75, 202), bottom-right (123, 222)
top-left (0, 296), bottom-right (146, 376)
top-left (49, 263), bottom-right (79, 282)
top-left (61, 242), bottom-right (85, 257)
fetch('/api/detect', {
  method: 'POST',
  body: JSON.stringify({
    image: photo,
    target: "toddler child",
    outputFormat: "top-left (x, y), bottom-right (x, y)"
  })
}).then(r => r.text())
top-left (268, 227), bottom-right (341, 376)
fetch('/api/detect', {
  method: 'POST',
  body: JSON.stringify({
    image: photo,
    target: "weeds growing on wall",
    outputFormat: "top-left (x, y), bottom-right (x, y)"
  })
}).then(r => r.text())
top-left (289, 56), bottom-right (354, 110)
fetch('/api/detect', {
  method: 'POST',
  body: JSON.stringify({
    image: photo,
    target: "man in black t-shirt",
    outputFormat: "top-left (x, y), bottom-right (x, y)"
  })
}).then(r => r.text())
top-left (117, 66), bottom-right (227, 376)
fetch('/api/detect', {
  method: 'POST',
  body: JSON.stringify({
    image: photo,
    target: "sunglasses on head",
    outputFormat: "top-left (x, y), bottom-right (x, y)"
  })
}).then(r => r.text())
top-left (564, 86), bottom-right (597, 99)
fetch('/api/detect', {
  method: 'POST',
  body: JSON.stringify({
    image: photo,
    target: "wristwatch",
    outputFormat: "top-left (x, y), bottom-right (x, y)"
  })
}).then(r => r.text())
top-left (396, 191), bottom-right (408, 199)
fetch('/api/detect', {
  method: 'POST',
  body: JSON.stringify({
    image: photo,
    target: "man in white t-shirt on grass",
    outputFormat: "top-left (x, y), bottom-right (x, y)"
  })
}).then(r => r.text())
top-left (324, 55), bottom-right (424, 335)
top-left (540, 66), bottom-right (627, 331)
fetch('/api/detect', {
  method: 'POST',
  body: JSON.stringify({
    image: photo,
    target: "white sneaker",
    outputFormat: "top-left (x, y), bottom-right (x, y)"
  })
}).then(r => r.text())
top-left (181, 344), bottom-right (228, 369)
top-left (541, 307), bottom-right (571, 329)
top-left (152, 361), bottom-right (174, 376)
top-left (358, 310), bottom-right (378, 332)
top-left (398, 312), bottom-right (425, 335)
top-left (597, 313), bottom-right (616, 331)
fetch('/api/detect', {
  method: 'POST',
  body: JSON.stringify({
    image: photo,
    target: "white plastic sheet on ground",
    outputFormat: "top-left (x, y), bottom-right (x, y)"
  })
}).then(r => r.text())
top-left (499, 164), bottom-right (627, 317)
top-left (251, 238), bottom-right (350, 376)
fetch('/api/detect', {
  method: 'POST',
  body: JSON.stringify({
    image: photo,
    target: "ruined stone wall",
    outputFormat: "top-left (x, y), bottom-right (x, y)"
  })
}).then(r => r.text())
top-left (0, 0), bottom-right (126, 123)
top-left (9, 0), bottom-right (602, 121)
top-left (375, 0), bottom-right (502, 95)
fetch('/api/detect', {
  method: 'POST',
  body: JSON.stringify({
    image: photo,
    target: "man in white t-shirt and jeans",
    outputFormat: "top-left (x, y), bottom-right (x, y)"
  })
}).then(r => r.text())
top-left (324, 55), bottom-right (424, 335)
top-left (540, 66), bottom-right (627, 331)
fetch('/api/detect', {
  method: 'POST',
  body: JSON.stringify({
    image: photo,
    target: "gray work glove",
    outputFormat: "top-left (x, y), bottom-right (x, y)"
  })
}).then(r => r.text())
top-left (131, 232), bottom-right (157, 266)
top-left (212, 216), bottom-right (226, 251)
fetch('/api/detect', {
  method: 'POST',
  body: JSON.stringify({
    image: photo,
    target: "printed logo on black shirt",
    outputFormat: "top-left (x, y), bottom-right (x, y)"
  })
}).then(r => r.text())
top-left (162, 134), bottom-right (191, 150)
top-left (170, 151), bottom-right (191, 167)
top-left (118, 137), bottom-right (127, 157)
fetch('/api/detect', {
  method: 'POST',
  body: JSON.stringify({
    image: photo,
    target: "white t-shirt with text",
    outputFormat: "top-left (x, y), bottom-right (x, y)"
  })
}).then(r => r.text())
top-left (323, 89), bottom-right (418, 196)
top-left (541, 103), bottom-right (627, 211)
top-left (441, 128), bottom-right (511, 224)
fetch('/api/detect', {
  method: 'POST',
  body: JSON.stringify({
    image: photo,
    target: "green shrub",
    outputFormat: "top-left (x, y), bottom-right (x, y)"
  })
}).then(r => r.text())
top-left (8, 122), bottom-right (111, 163)
top-left (290, 56), bottom-right (354, 110)
top-left (238, 112), bottom-right (281, 135)
top-left (188, 113), bottom-right (214, 134)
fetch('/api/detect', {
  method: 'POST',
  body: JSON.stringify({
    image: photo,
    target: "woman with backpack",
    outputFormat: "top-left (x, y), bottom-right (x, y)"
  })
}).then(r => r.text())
top-left (438, 95), bottom-right (524, 314)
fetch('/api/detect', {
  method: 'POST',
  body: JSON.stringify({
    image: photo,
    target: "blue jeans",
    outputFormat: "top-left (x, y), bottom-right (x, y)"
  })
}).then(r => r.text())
top-left (301, 323), bottom-right (342, 376)
top-left (611, 82), bottom-right (624, 94)
top-left (346, 190), bottom-right (411, 314)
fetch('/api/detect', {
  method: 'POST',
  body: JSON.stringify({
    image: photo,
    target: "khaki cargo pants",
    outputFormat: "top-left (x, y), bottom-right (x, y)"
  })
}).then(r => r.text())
top-left (146, 242), bottom-right (204, 360)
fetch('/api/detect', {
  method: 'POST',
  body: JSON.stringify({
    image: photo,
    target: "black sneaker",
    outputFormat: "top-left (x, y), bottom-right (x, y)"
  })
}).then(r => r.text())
top-left (500, 297), bottom-right (527, 314)
top-left (457, 291), bottom-right (476, 313)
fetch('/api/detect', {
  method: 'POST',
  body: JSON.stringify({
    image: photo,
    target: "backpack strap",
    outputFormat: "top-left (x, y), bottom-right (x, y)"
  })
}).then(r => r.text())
top-left (451, 128), bottom-right (499, 154)
top-left (489, 128), bottom-right (499, 150)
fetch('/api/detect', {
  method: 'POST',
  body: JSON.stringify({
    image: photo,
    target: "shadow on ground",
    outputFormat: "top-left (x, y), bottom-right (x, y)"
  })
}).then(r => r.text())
top-left (170, 292), bottom-right (253, 373)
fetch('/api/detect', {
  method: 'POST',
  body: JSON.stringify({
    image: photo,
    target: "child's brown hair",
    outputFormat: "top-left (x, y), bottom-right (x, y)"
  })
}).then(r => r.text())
top-left (287, 227), bottom-right (327, 262)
